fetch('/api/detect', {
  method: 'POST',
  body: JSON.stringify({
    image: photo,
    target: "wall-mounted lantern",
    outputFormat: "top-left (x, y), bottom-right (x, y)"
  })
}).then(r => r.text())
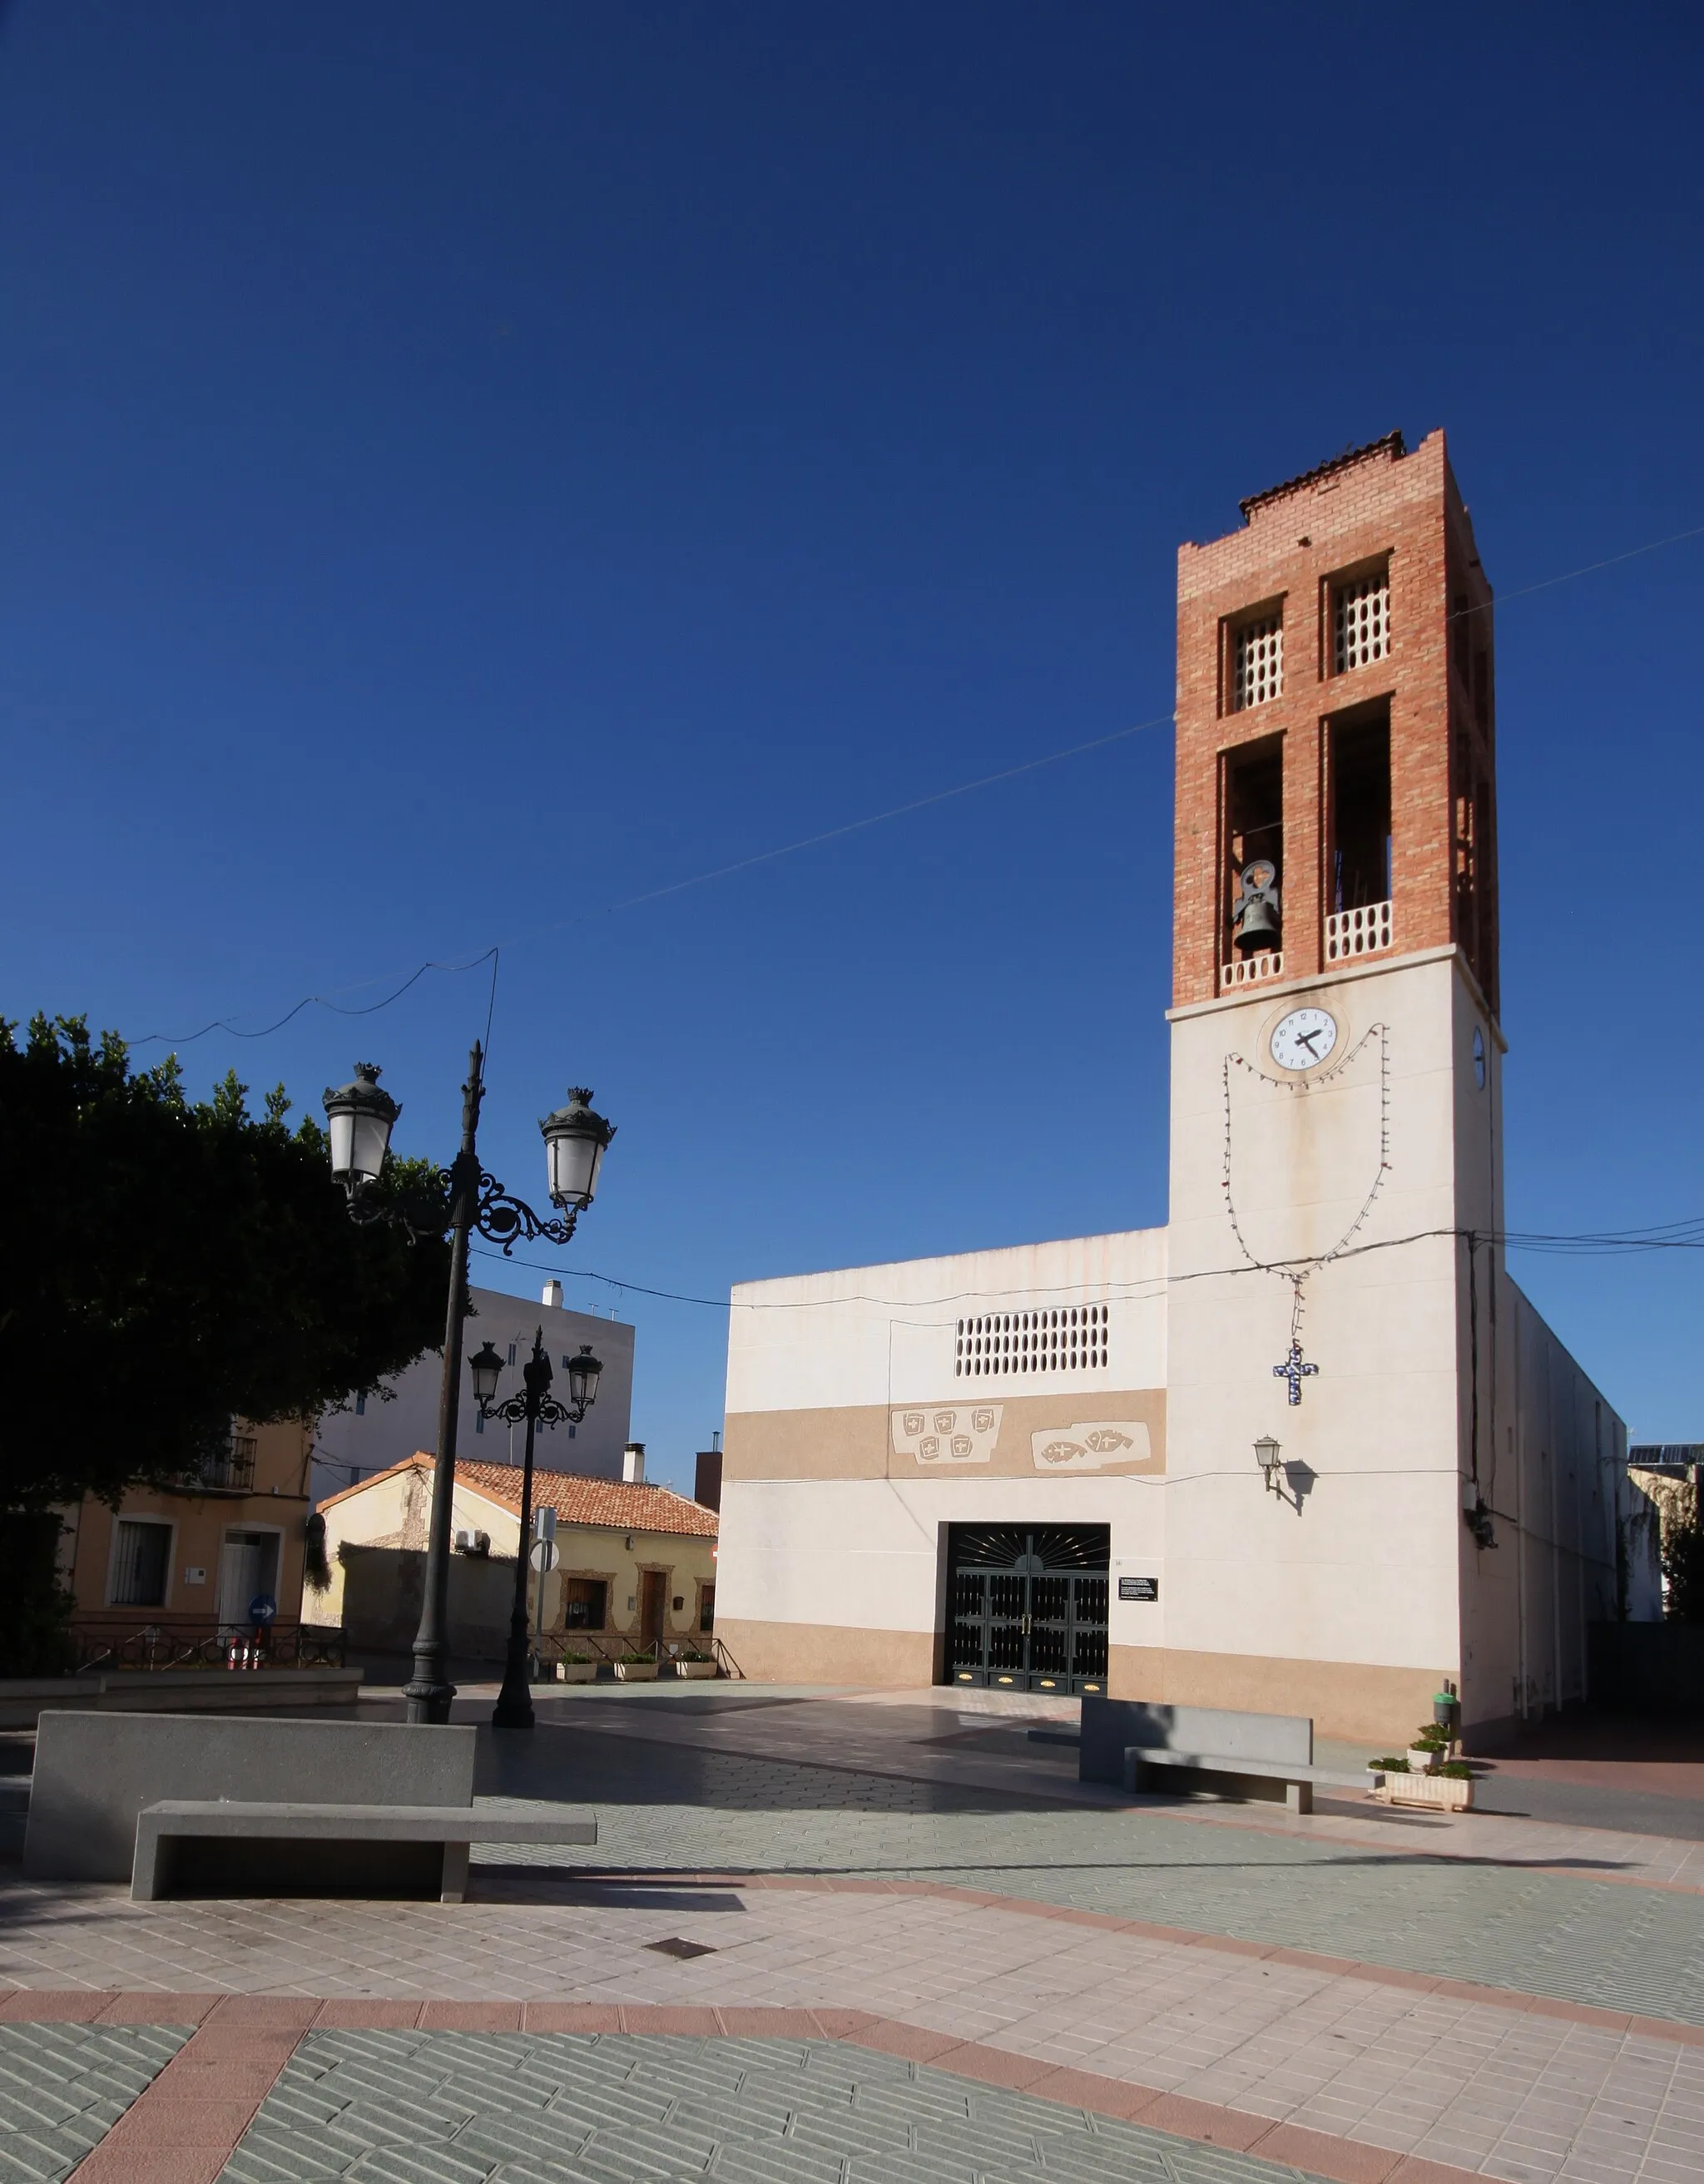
top-left (1254, 1434), bottom-right (1283, 1493)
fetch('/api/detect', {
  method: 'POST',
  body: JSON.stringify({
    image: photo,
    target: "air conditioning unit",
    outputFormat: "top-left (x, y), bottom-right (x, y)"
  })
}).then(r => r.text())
top-left (453, 1528), bottom-right (490, 1556)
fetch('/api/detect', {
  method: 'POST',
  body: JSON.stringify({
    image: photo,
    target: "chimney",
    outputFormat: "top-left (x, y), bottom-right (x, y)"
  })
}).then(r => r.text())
top-left (622, 1442), bottom-right (646, 1484)
top-left (542, 1280), bottom-right (562, 1310)
top-left (694, 1449), bottom-right (723, 1512)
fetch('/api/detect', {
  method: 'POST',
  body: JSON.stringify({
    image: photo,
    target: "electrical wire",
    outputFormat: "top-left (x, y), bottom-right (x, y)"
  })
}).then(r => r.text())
top-left (122, 716), bottom-right (1167, 1049)
top-left (122, 508), bottom-right (1704, 1056)
top-left (127, 948), bottom-right (499, 1051)
top-left (473, 1211), bottom-right (1704, 1316)
top-left (1446, 522), bottom-right (1704, 623)
top-left (121, 507), bottom-right (1704, 1053)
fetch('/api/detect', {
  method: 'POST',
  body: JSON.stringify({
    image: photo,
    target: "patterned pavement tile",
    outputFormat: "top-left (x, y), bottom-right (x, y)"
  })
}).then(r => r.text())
top-left (451, 1726), bottom-right (1704, 2023)
top-left (466, 1823), bottom-right (1704, 2024)
top-left (221, 2032), bottom-right (1367, 2184)
top-left (0, 2020), bottom-right (191, 2181)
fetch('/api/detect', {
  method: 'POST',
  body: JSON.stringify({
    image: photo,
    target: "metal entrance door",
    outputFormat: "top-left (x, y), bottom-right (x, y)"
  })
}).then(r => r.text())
top-left (944, 1525), bottom-right (1109, 1695)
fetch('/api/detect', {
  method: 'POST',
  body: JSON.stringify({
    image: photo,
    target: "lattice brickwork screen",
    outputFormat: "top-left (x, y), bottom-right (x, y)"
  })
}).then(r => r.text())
top-left (1334, 574), bottom-right (1389, 674)
top-left (955, 1305), bottom-right (1110, 1378)
top-left (1232, 616), bottom-right (1283, 710)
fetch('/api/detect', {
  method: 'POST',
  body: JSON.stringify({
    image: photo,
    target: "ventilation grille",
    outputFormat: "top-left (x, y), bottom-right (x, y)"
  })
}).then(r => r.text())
top-left (955, 1306), bottom-right (1109, 1378)
top-left (1232, 616), bottom-right (1283, 710)
top-left (1334, 574), bottom-right (1389, 674)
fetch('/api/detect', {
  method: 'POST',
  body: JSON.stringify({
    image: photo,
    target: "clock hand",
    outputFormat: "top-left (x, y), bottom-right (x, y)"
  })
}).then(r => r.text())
top-left (1295, 1029), bottom-right (1320, 1052)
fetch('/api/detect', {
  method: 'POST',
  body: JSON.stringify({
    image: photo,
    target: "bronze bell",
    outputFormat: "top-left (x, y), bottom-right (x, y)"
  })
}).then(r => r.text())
top-left (1233, 858), bottom-right (1281, 953)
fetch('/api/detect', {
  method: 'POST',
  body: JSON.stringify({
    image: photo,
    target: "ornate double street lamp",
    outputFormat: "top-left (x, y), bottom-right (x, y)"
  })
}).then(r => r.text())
top-left (469, 1330), bottom-right (602, 1730)
top-left (324, 1046), bottom-right (614, 1726)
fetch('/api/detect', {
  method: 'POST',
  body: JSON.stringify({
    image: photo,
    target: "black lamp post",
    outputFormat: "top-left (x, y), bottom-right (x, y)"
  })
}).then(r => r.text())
top-left (324, 1046), bottom-right (614, 1726)
top-left (472, 1330), bottom-right (602, 1730)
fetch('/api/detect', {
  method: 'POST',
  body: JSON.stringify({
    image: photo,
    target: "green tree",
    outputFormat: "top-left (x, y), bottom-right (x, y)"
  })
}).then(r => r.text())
top-left (0, 1014), bottom-right (456, 1510)
top-left (1663, 1478), bottom-right (1704, 1624)
top-left (0, 1513), bottom-right (77, 1675)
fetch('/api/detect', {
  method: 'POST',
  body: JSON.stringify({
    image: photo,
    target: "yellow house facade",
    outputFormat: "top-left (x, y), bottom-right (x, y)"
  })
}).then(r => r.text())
top-left (317, 1454), bottom-right (719, 1659)
top-left (60, 1418), bottom-right (316, 1654)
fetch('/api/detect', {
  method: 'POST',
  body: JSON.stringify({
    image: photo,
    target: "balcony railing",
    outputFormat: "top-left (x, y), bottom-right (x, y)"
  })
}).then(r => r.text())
top-left (1221, 949), bottom-right (1285, 991)
top-left (177, 1437), bottom-right (257, 1493)
top-left (1325, 899), bottom-right (1394, 963)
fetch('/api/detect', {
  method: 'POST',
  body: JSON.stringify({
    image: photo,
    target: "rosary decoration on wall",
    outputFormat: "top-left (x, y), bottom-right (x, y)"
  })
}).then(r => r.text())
top-left (1221, 1023), bottom-right (1391, 1404)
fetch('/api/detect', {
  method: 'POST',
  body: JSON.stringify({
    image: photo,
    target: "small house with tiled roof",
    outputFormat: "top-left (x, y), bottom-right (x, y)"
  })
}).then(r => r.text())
top-left (316, 1452), bottom-right (718, 1663)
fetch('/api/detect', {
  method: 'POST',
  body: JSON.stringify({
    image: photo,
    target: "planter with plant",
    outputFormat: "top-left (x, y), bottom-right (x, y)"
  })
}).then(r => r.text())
top-left (1367, 1743), bottom-right (1474, 1810)
top-left (554, 1652), bottom-right (597, 1683)
top-left (614, 1652), bottom-right (659, 1681)
top-left (672, 1651), bottom-right (717, 1680)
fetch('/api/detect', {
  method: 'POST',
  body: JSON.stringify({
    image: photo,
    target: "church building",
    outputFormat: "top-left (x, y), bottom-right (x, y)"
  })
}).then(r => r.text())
top-left (714, 432), bottom-right (1652, 1746)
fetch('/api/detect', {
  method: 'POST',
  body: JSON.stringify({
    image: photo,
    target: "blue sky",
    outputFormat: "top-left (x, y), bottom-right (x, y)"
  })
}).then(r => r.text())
top-left (4, 2), bottom-right (1702, 1488)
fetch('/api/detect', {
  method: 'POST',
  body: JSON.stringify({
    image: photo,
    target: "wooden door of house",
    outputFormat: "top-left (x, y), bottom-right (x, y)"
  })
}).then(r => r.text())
top-left (640, 1569), bottom-right (666, 1649)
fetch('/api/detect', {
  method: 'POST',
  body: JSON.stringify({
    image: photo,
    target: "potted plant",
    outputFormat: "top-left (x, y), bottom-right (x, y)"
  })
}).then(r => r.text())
top-left (673, 1650), bottom-right (717, 1680)
top-left (1367, 1749), bottom-right (1475, 1812)
top-left (554, 1652), bottom-right (597, 1684)
top-left (613, 1651), bottom-right (658, 1681)
top-left (1406, 1721), bottom-right (1449, 1773)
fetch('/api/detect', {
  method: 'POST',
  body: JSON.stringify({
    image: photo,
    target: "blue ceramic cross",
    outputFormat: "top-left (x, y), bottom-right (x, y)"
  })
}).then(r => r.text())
top-left (1273, 1341), bottom-right (1318, 1406)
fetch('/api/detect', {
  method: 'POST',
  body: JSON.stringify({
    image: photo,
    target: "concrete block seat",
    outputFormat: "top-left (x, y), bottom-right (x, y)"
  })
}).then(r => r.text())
top-left (24, 1711), bottom-right (595, 1902)
top-left (132, 1799), bottom-right (596, 1904)
top-left (1078, 1697), bottom-right (1370, 1814)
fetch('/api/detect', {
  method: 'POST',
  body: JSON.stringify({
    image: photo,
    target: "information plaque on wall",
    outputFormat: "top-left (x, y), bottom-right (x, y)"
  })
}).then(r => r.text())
top-left (1118, 1575), bottom-right (1158, 1602)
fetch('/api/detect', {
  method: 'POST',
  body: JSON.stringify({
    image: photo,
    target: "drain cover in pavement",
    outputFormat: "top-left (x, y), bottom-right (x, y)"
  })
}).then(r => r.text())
top-left (646, 1935), bottom-right (716, 1959)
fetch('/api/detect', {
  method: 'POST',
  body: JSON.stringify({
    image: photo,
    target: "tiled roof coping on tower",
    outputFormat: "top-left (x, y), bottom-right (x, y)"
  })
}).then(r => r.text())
top-left (1238, 430), bottom-right (1407, 523)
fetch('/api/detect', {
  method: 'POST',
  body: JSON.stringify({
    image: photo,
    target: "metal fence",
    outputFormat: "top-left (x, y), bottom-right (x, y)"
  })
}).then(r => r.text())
top-left (530, 1630), bottom-right (741, 1679)
top-left (71, 1623), bottom-right (348, 1673)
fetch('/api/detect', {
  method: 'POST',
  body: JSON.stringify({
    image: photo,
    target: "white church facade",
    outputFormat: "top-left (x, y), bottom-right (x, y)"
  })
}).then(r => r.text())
top-left (714, 432), bottom-right (1656, 1746)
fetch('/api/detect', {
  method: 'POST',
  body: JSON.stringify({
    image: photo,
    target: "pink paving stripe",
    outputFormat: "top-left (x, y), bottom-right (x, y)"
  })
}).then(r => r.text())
top-left (58, 1995), bottom-right (305, 2184)
top-left (39, 1994), bottom-right (1491, 2184)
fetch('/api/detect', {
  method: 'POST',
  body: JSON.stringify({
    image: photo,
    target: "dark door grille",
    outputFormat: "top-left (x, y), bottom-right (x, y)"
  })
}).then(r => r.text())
top-left (943, 1524), bottom-right (1109, 1695)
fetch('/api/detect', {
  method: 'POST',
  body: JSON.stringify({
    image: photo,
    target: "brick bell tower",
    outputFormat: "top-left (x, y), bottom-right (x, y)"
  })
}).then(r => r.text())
top-left (1152, 430), bottom-right (1511, 1737)
top-left (1172, 428), bottom-right (1498, 1018)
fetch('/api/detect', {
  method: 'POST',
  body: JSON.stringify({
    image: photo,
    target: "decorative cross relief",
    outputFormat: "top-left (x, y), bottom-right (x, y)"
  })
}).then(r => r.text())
top-left (1272, 1340), bottom-right (1319, 1407)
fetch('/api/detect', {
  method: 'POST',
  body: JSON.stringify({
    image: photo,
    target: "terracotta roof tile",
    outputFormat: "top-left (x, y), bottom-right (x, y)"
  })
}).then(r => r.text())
top-left (450, 1458), bottom-right (718, 1539)
top-left (1239, 429), bottom-right (1406, 522)
top-left (315, 1453), bottom-right (425, 1513)
top-left (319, 1453), bottom-right (718, 1539)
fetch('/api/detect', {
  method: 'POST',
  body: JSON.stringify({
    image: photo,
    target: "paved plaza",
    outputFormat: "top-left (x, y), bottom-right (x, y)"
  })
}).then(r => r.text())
top-left (2, 1685), bottom-right (1702, 2184)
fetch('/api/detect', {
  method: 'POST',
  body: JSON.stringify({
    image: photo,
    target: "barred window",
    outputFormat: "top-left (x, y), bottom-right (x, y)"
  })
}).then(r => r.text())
top-left (111, 1518), bottom-right (171, 1607)
top-left (1232, 615), bottom-right (1283, 710)
top-left (955, 1305), bottom-right (1110, 1378)
top-left (1334, 573), bottom-right (1389, 674)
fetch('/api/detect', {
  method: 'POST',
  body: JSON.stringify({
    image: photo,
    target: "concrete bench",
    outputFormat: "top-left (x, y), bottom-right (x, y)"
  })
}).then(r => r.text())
top-left (27, 1712), bottom-right (478, 1884)
top-left (132, 1800), bottom-right (597, 1904)
top-left (1120, 1747), bottom-right (1370, 1811)
top-left (1080, 1697), bottom-right (1365, 1813)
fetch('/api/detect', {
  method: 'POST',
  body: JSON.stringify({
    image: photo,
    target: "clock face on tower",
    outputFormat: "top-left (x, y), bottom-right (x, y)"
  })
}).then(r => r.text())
top-left (1270, 1006), bottom-right (1339, 1072)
